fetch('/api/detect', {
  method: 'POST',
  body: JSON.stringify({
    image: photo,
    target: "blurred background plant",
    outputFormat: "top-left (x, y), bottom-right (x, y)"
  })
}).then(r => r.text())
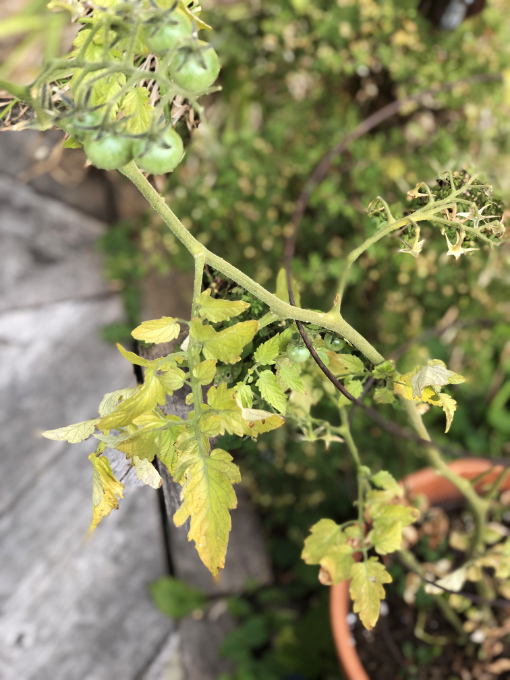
top-left (2, 1), bottom-right (510, 678)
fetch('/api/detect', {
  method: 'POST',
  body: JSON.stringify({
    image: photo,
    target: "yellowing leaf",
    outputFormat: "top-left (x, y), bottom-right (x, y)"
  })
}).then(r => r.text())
top-left (328, 353), bottom-right (365, 377)
top-left (157, 425), bottom-right (180, 475)
top-left (370, 504), bottom-right (420, 555)
top-left (235, 383), bottom-right (253, 408)
top-left (193, 360), bottom-right (217, 385)
top-left (254, 334), bottom-right (280, 365)
top-left (116, 429), bottom-right (160, 461)
top-left (42, 418), bottom-right (99, 444)
top-left (122, 86), bottom-right (152, 134)
top-left (371, 470), bottom-right (402, 496)
top-left (256, 370), bottom-right (287, 414)
top-left (319, 545), bottom-right (355, 585)
top-left (240, 408), bottom-right (284, 435)
top-left (98, 388), bottom-right (138, 417)
top-left (173, 449), bottom-right (241, 576)
top-left (132, 456), bottom-right (162, 488)
top-left (99, 371), bottom-right (161, 430)
top-left (89, 453), bottom-right (124, 531)
top-left (435, 393), bottom-right (457, 433)
top-left (116, 343), bottom-right (150, 367)
top-left (158, 366), bottom-right (186, 394)
top-left (302, 519), bottom-right (347, 564)
top-left (192, 319), bottom-right (258, 364)
top-left (350, 558), bottom-right (392, 630)
top-left (132, 316), bottom-right (180, 344)
top-left (197, 289), bottom-right (250, 323)
top-left (177, 0), bottom-right (212, 30)
top-left (208, 383), bottom-right (245, 435)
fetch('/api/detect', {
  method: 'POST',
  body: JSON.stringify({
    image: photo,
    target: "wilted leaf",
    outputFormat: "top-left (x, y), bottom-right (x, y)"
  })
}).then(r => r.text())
top-left (350, 558), bottom-right (392, 630)
top-left (411, 360), bottom-right (464, 399)
top-left (173, 449), bottom-right (241, 576)
top-left (89, 453), bottom-right (124, 531)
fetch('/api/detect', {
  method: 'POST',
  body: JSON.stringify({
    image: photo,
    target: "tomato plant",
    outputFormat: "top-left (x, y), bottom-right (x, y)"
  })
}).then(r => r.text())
top-left (133, 127), bottom-right (184, 175)
top-left (168, 41), bottom-right (220, 93)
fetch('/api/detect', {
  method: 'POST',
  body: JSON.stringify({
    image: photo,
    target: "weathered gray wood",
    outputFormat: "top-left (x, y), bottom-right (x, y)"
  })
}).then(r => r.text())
top-left (0, 174), bottom-right (180, 679)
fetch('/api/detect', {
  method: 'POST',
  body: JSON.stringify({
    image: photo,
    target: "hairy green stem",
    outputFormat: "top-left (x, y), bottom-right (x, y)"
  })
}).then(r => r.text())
top-left (340, 410), bottom-right (368, 560)
top-left (0, 79), bottom-right (29, 100)
top-left (120, 161), bottom-right (385, 364)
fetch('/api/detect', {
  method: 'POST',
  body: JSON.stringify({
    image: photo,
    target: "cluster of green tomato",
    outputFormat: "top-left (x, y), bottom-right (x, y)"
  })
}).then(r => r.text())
top-left (67, 7), bottom-right (220, 174)
top-left (286, 333), bottom-right (345, 363)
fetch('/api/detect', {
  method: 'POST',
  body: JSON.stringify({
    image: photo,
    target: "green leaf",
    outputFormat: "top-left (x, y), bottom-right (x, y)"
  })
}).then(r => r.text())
top-left (275, 268), bottom-right (301, 307)
top-left (329, 354), bottom-right (365, 377)
top-left (234, 383), bottom-right (253, 408)
top-left (374, 386), bottom-right (395, 404)
top-left (191, 319), bottom-right (259, 364)
top-left (302, 519), bottom-right (347, 564)
top-left (373, 360), bottom-right (396, 380)
top-left (411, 360), bottom-right (465, 399)
top-left (149, 576), bottom-right (207, 620)
top-left (338, 379), bottom-right (363, 407)
top-left (278, 362), bottom-right (305, 393)
top-left (116, 343), bottom-right (150, 367)
top-left (370, 504), bottom-right (420, 555)
top-left (173, 448), bottom-right (241, 576)
top-left (254, 334), bottom-right (280, 365)
top-left (256, 370), bottom-right (287, 414)
top-left (371, 470), bottom-right (402, 496)
top-left (63, 135), bottom-right (83, 149)
top-left (157, 425), bottom-right (180, 475)
top-left (89, 453), bottom-right (124, 531)
top-left (42, 418), bottom-right (99, 444)
top-left (132, 317), bottom-right (180, 344)
top-left (350, 558), bottom-right (392, 630)
top-left (122, 86), bottom-right (152, 134)
top-left (98, 388), bottom-right (138, 417)
top-left (132, 456), bottom-right (162, 488)
top-left (99, 371), bottom-right (161, 430)
top-left (197, 289), bottom-right (250, 323)
top-left (193, 359), bottom-right (217, 385)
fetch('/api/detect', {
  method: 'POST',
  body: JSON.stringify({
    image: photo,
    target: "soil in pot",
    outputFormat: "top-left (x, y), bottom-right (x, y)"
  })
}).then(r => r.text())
top-left (350, 499), bottom-right (510, 680)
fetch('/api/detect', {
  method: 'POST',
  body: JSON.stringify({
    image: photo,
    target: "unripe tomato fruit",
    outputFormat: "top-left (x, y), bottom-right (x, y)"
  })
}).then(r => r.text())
top-left (134, 128), bottom-right (184, 175)
top-left (70, 110), bottom-right (103, 139)
top-left (325, 334), bottom-right (345, 352)
top-left (169, 41), bottom-right (220, 93)
top-left (287, 345), bottom-right (310, 363)
top-left (145, 9), bottom-right (192, 55)
top-left (83, 135), bottom-right (133, 171)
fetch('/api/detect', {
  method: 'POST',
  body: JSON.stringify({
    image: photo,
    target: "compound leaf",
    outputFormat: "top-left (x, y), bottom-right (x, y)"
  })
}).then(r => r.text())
top-left (173, 449), bottom-right (241, 576)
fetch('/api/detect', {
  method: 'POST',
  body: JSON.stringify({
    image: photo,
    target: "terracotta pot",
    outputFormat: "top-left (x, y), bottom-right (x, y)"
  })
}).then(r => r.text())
top-left (330, 458), bottom-right (510, 680)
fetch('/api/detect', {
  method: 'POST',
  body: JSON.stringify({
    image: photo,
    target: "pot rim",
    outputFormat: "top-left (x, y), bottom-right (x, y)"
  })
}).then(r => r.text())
top-left (329, 457), bottom-right (510, 680)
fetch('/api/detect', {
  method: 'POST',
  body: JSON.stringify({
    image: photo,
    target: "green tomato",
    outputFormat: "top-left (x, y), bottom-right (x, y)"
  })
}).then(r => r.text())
top-left (83, 135), bottom-right (133, 171)
top-left (134, 128), bottom-right (184, 175)
top-left (145, 9), bottom-right (192, 55)
top-left (68, 109), bottom-right (103, 139)
top-left (287, 345), bottom-right (310, 363)
top-left (169, 41), bottom-right (220, 93)
top-left (324, 334), bottom-right (345, 352)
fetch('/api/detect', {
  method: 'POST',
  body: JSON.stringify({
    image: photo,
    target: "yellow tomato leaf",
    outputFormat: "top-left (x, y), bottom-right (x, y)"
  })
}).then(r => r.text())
top-left (99, 371), bottom-right (160, 430)
top-left (193, 319), bottom-right (258, 364)
top-left (132, 456), bottom-right (162, 488)
top-left (173, 449), bottom-right (241, 576)
top-left (192, 359), bottom-right (217, 385)
top-left (122, 86), bottom-right (152, 134)
top-left (116, 343), bottom-right (150, 367)
top-left (89, 453), bottom-right (124, 531)
top-left (350, 558), bottom-right (392, 630)
top-left (197, 289), bottom-right (250, 323)
top-left (302, 519), bottom-right (347, 564)
top-left (319, 545), bottom-right (356, 585)
top-left (42, 418), bottom-right (99, 444)
top-left (132, 316), bottom-right (180, 344)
